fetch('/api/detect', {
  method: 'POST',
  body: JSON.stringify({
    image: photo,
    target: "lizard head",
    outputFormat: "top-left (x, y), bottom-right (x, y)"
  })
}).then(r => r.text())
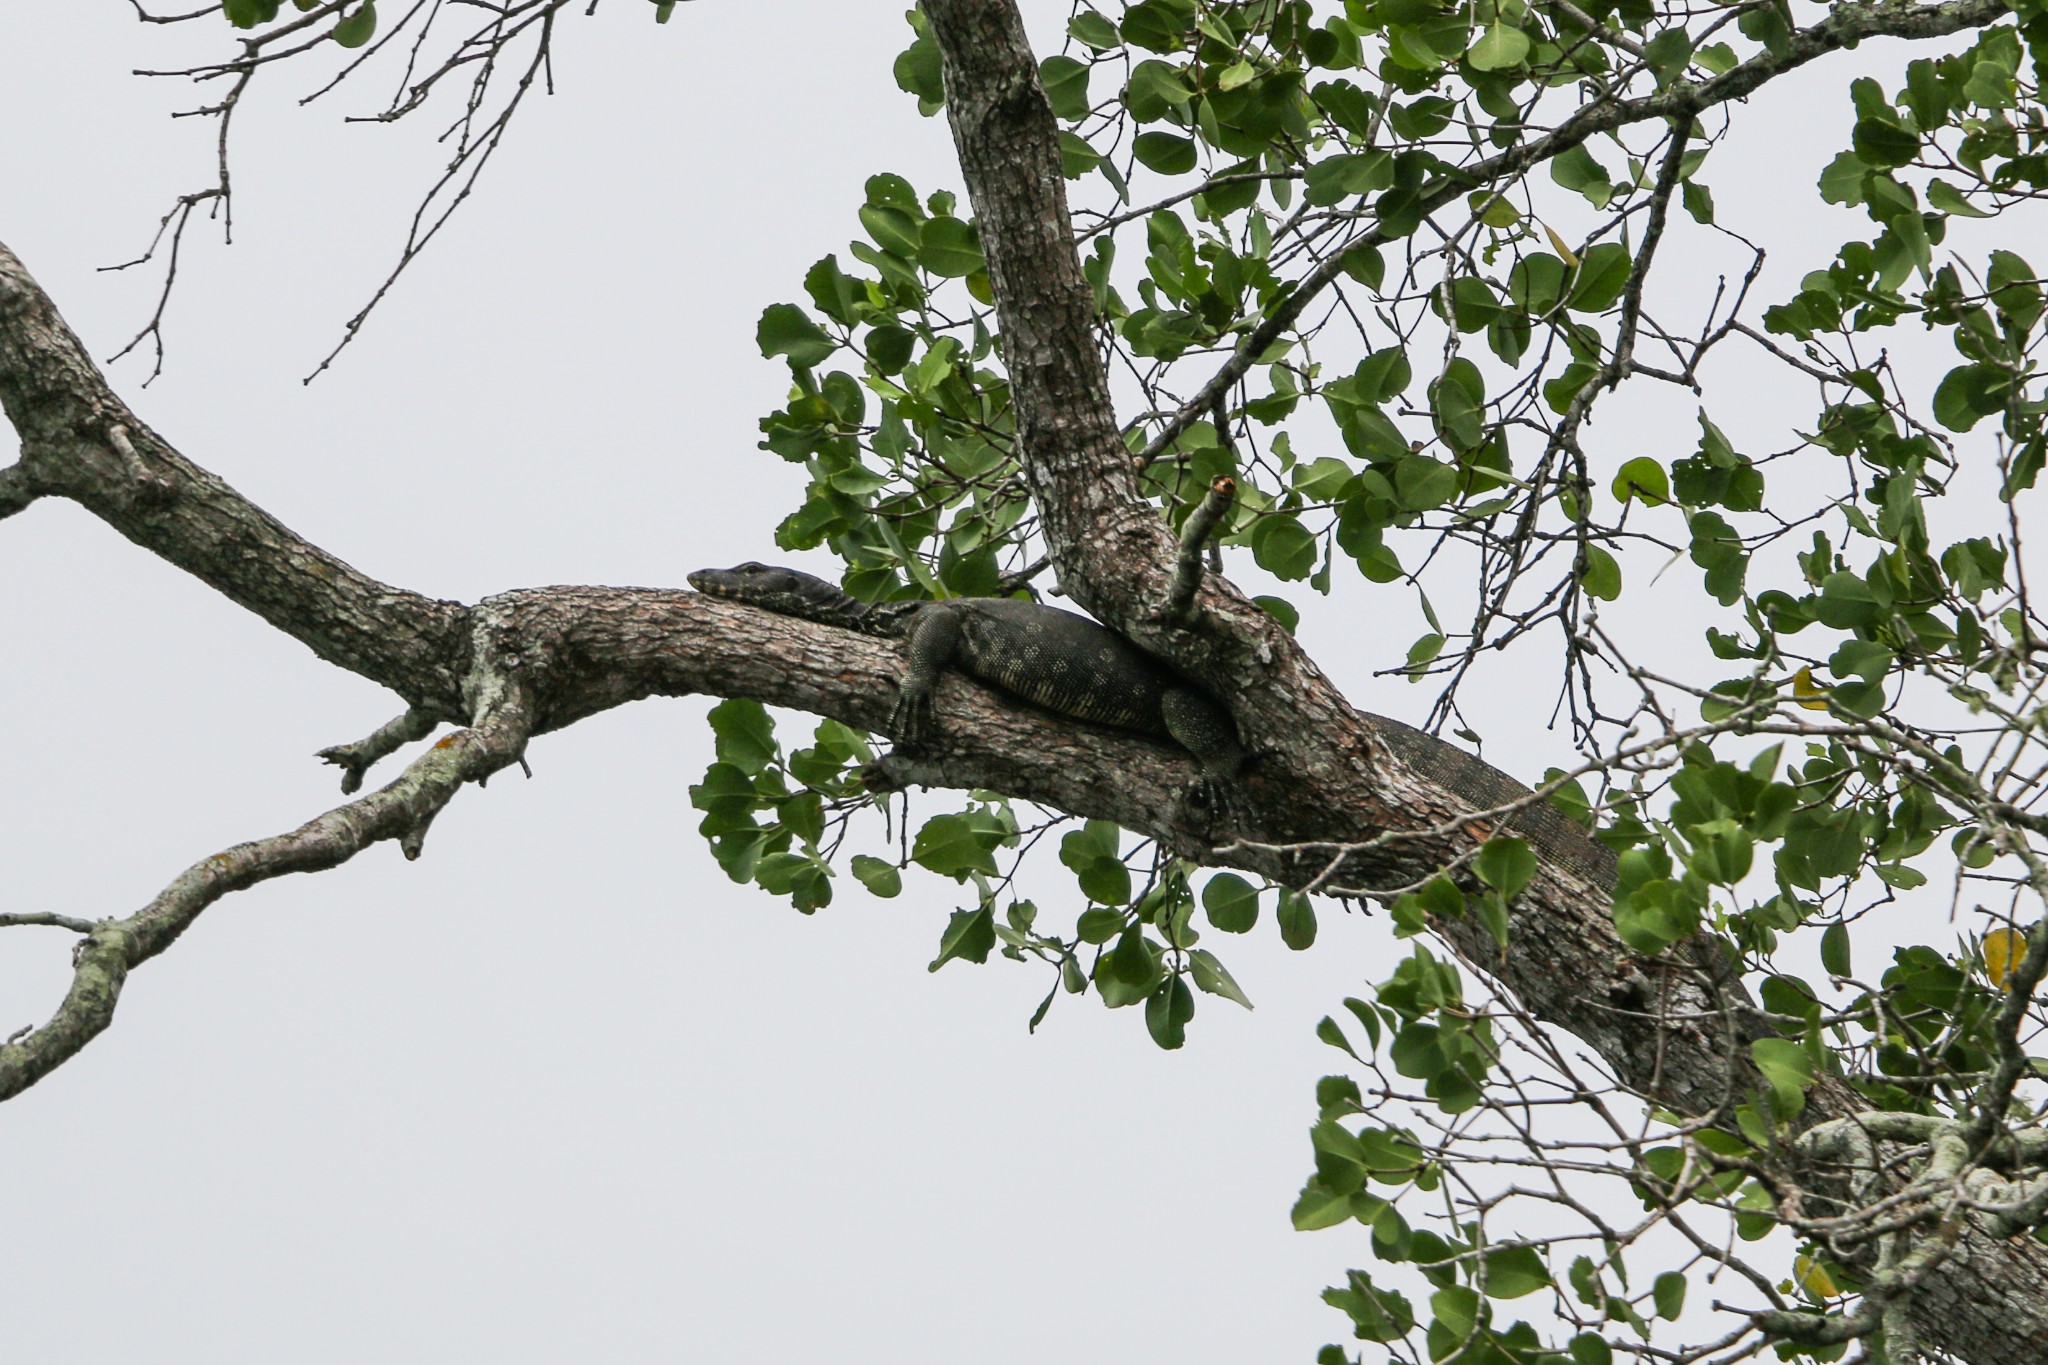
top-left (688, 562), bottom-right (858, 624)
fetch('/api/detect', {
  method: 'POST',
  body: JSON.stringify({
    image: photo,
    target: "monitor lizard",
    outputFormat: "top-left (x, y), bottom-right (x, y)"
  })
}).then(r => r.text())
top-left (687, 562), bottom-right (1246, 811)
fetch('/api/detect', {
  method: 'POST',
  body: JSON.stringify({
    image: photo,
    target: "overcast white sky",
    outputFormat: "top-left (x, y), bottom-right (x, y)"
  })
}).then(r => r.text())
top-left (0, 5), bottom-right (1939, 1362)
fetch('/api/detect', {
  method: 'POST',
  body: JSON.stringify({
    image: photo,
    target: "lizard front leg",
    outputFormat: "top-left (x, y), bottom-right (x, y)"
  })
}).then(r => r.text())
top-left (889, 605), bottom-right (964, 749)
top-left (1162, 686), bottom-right (1246, 820)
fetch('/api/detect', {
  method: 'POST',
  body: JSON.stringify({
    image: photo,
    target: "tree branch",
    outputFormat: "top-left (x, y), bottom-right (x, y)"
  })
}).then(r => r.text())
top-left (0, 461), bottom-right (39, 519)
top-left (0, 240), bottom-right (472, 709)
top-left (0, 679), bottom-right (534, 1102)
top-left (1159, 476), bottom-right (1234, 623)
top-left (0, 912), bottom-right (96, 933)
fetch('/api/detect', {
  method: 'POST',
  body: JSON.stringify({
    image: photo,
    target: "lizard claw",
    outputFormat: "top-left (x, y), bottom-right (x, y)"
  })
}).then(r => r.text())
top-left (1181, 776), bottom-right (1238, 831)
top-left (890, 688), bottom-right (935, 749)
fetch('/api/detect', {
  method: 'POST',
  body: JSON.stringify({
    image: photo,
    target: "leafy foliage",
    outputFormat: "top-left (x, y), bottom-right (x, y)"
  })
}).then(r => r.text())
top-left (681, 0), bottom-right (2048, 1356)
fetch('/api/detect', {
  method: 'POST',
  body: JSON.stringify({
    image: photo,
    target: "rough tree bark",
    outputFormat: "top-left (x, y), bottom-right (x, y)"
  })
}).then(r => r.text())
top-left (0, 0), bottom-right (2041, 1356)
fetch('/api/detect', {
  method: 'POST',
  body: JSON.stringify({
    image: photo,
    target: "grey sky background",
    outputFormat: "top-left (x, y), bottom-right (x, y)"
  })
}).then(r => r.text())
top-left (0, 5), bottom-right (1933, 1362)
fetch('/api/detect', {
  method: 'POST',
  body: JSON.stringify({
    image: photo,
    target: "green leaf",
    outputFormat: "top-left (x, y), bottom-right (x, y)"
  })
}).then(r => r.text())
top-left (1278, 889), bottom-right (1318, 950)
top-left (929, 904), bottom-right (996, 971)
top-left (1989, 250), bottom-right (2044, 331)
top-left (223, 0), bottom-right (282, 28)
top-left (1432, 1284), bottom-right (1481, 1338)
top-left (1322, 1271), bottom-right (1414, 1342)
top-left (1122, 0), bottom-right (1197, 53)
top-left (851, 854), bottom-right (902, 899)
top-left (1694, 42), bottom-right (1737, 75)
top-left (864, 324), bottom-right (915, 374)
top-left (1508, 252), bottom-right (1568, 314)
top-left (690, 760), bottom-right (757, 817)
top-left (1611, 457), bottom-right (1670, 506)
top-left (1305, 152), bottom-right (1395, 205)
top-left (1123, 59), bottom-right (1192, 121)
top-left (1253, 595), bottom-right (1299, 633)
top-left (1468, 190), bottom-right (1520, 229)
top-left (757, 303), bottom-right (836, 369)
top-left (1643, 26), bottom-right (1694, 84)
top-left (1750, 1036), bottom-right (1815, 1118)
top-left (1550, 144), bottom-right (1612, 207)
top-left (2007, 437), bottom-right (2046, 499)
top-left (1466, 22), bottom-right (1529, 71)
top-left (1474, 890), bottom-right (1511, 950)
top-left (1060, 820), bottom-right (1131, 905)
top-left (331, 1), bottom-right (376, 48)
top-left (1076, 855), bottom-right (1132, 905)
top-left (912, 813), bottom-right (1000, 880)
top-left (1076, 906), bottom-right (1125, 944)
top-left (859, 203), bottom-right (922, 259)
top-left (1818, 922), bottom-right (1850, 977)
top-left (918, 218), bottom-right (983, 278)
top-left (1394, 456), bottom-right (1457, 510)
top-left (1068, 9), bottom-right (1121, 49)
top-left (1189, 948), bottom-right (1253, 1008)
top-left (1687, 818), bottom-right (1754, 885)
top-left (708, 697), bottom-right (777, 775)
top-left (1964, 53), bottom-right (2017, 106)
top-left (1482, 1243), bottom-right (1551, 1298)
top-left (1567, 242), bottom-right (1632, 312)
top-left (1039, 54), bottom-right (1091, 122)
top-left (1816, 150), bottom-right (1869, 206)
top-left (1829, 638), bottom-right (1893, 683)
top-left (1291, 1179), bottom-right (1355, 1231)
top-left (1251, 514), bottom-right (1319, 580)
top-left (892, 18), bottom-right (944, 108)
top-left (1059, 129), bottom-right (1102, 179)
top-left (1578, 544), bottom-right (1622, 601)
top-left (1614, 881), bottom-right (1696, 955)
top-left (1682, 181), bottom-right (1714, 225)
top-left (1926, 178), bottom-right (1991, 218)
top-left (1570, 1334), bottom-right (1614, 1365)
top-left (757, 851), bottom-right (833, 912)
top-left (1203, 872), bottom-right (1261, 932)
top-left (1474, 836), bottom-right (1536, 899)
top-left (1852, 112), bottom-right (1920, 170)
top-left (1106, 923), bottom-right (1154, 985)
top-left (1652, 1270), bottom-right (1687, 1319)
top-left (1145, 974), bottom-right (1196, 1048)
top-left (1351, 343), bottom-right (1417, 403)
top-left (1133, 131), bottom-right (1198, 175)
top-left (1404, 632), bottom-right (1444, 680)
top-left (1932, 363), bottom-right (2012, 432)
top-left (1317, 1015), bottom-right (1361, 1059)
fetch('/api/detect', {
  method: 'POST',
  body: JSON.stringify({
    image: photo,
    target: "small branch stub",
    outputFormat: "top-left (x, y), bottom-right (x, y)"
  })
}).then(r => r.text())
top-left (1162, 475), bottom-right (1235, 623)
top-left (0, 463), bottom-right (40, 520)
top-left (318, 706), bottom-right (438, 794)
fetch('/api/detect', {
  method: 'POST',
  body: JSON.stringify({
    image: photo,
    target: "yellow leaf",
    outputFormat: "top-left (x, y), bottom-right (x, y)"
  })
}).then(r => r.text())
top-left (1542, 221), bottom-right (1580, 270)
top-left (1791, 666), bottom-right (1831, 711)
top-left (1794, 1254), bottom-right (1837, 1298)
top-left (1985, 925), bottom-right (2027, 989)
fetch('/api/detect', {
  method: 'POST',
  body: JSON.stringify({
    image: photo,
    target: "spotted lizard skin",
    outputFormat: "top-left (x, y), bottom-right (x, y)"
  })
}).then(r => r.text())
top-left (688, 563), bottom-right (1245, 795)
